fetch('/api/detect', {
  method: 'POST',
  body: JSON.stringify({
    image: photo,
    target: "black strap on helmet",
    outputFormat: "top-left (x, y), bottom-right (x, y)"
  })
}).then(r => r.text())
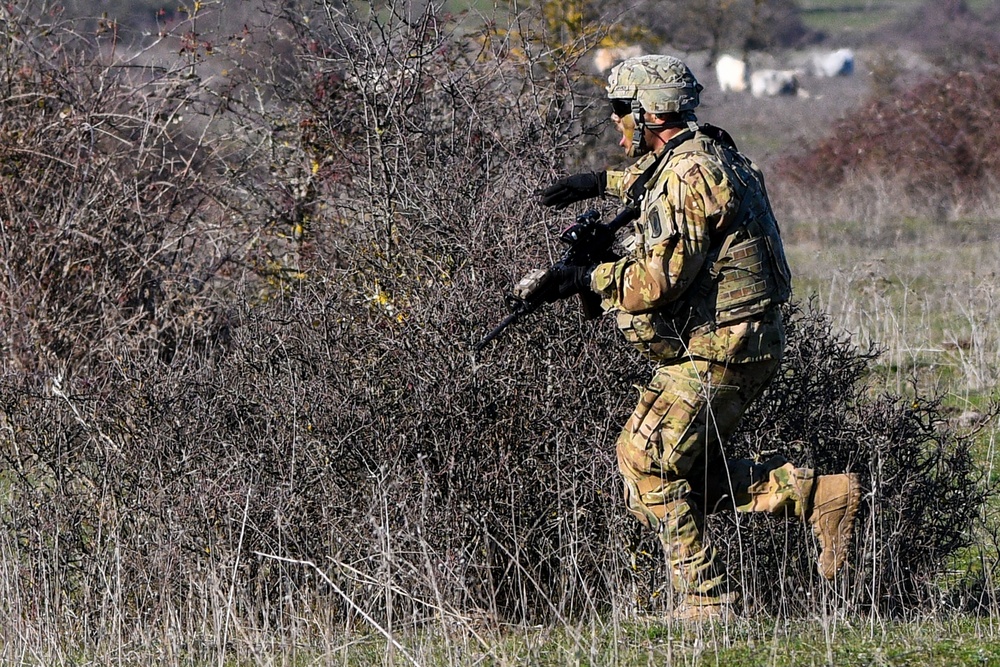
top-left (629, 99), bottom-right (647, 156)
top-left (630, 100), bottom-right (700, 155)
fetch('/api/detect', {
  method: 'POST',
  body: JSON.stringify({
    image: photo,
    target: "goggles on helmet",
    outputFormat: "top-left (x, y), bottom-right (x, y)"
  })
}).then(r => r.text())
top-left (610, 98), bottom-right (633, 118)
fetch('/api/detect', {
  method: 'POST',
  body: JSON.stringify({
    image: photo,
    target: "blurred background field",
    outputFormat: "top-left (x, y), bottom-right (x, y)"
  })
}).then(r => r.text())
top-left (798, 0), bottom-right (995, 33)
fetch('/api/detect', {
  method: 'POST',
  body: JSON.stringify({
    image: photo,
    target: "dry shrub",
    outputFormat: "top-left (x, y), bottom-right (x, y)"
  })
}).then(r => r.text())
top-left (3, 298), bottom-right (986, 634)
top-left (0, 2), bottom-right (264, 377)
top-left (716, 303), bottom-right (990, 615)
top-left (775, 61), bottom-right (1000, 218)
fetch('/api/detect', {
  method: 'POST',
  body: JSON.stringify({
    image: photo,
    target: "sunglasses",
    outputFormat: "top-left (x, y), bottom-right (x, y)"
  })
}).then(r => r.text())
top-left (610, 98), bottom-right (634, 117)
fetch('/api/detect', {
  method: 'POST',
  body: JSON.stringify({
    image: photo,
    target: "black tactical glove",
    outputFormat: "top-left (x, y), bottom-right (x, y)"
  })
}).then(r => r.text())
top-left (545, 263), bottom-right (595, 302)
top-left (537, 171), bottom-right (607, 209)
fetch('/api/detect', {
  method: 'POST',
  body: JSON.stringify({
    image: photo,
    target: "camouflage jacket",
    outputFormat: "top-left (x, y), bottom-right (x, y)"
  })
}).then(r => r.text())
top-left (591, 127), bottom-right (790, 363)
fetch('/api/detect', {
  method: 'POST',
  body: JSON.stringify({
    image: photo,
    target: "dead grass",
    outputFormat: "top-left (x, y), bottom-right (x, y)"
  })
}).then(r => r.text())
top-left (786, 237), bottom-right (1000, 396)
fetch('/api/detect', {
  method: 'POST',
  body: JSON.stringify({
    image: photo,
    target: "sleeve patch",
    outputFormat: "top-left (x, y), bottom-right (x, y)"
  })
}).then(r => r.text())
top-left (647, 208), bottom-right (661, 239)
top-left (643, 196), bottom-right (678, 245)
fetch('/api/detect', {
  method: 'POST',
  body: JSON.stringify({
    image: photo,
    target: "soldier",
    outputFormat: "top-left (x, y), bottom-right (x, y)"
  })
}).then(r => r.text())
top-left (536, 55), bottom-right (861, 619)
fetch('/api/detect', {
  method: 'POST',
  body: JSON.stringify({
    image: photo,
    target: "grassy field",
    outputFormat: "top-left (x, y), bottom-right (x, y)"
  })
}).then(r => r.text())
top-left (23, 612), bottom-right (1000, 665)
top-left (150, 616), bottom-right (1000, 665)
top-left (797, 0), bottom-right (995, 34)
top-left (786, 228), bottom-right (1000, 400)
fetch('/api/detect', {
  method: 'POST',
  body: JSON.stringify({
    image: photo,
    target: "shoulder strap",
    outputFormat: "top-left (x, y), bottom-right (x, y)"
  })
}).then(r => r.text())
top-left (698, 123), bottom-right (739, 151)
top-left (625, 127), bottom-right (698, 209)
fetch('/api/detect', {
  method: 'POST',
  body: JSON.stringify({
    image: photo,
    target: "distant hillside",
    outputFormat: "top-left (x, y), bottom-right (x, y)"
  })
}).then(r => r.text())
top-left (797, 0), bottom-right (996, 41)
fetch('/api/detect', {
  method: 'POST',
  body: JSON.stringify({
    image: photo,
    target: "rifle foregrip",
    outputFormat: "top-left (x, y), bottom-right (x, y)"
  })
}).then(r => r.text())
top-left (578, 290), bottom-right (603, 320)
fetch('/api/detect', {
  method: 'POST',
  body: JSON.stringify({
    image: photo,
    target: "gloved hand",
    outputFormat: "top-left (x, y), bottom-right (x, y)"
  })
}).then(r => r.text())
top-left (544, 263), bottom-right (595, 302)
top-left (537, 171), bottom-right (607, 209)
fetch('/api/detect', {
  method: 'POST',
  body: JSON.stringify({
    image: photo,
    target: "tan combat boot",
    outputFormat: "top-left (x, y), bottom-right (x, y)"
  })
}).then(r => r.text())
top-left (671, 590), bottom-right (738, 623)
top-left (808, 473), bottom-right (861, 579)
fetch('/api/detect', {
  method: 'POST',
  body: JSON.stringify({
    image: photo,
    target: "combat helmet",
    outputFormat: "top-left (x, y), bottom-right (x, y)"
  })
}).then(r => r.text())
top-left (607, 55), bottom-right (703, 156)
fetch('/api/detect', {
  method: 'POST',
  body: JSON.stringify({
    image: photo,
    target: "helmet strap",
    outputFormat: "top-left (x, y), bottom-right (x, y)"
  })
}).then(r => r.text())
top-left (629, 99), bottom-right (648, 156)
top-left (629, 103), bottom-right (700, 156)
top-left (644, 112), bottom-right (701, 133)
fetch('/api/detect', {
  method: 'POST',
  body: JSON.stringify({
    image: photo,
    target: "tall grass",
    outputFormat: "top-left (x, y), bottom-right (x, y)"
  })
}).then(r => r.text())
top-left (776, 176), bottom-right (1000, 400)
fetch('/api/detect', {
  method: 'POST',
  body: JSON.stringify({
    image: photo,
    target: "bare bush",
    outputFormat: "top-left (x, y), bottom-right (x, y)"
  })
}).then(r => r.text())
top-left (774, 62), bottom-right (1000, 222)
top-left (0, 3), bottom-right (263, 377)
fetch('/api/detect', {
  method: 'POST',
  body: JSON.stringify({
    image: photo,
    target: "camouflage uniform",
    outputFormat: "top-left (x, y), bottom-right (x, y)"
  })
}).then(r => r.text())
top-left (592, 110), bottom-right (814, 604)
top-left (536, 55), bottom-right (860, 609)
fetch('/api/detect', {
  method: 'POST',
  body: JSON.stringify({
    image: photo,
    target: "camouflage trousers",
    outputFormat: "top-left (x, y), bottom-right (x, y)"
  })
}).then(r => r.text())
top-left (616, 356), bottom-right (815, 600)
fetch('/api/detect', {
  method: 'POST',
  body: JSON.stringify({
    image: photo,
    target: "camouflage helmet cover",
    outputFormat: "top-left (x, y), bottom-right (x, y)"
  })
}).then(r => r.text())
top-left (607, 55), bottom-right (703, 114)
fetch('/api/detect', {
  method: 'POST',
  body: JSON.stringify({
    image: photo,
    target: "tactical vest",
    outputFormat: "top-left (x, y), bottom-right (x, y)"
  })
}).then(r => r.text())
top-left (616, 128), bottom-right (791, 357)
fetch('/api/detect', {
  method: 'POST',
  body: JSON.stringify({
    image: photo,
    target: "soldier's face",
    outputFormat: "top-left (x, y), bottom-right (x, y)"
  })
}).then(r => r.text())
top-left (613, 112), bottom-right (655, 158)
top-left (612, 112), bottom-right (637, 154)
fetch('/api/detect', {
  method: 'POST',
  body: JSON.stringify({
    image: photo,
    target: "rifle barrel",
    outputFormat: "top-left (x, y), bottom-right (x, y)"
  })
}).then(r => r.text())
top-left (473, 309), bottom-right (522, 352)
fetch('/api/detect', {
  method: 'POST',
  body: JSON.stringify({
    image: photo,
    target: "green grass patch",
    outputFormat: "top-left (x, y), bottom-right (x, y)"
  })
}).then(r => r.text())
top-left (800, 8), bottom-right (899, 33)
top-left (797, 0), bottom-right (994, 35)
top-left (270, 617), bottom-right (1000, 666)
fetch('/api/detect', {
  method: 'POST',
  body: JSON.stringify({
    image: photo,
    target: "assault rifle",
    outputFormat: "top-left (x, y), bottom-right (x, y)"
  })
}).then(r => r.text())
top-left (474, 206), bottom-right (639, 353)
